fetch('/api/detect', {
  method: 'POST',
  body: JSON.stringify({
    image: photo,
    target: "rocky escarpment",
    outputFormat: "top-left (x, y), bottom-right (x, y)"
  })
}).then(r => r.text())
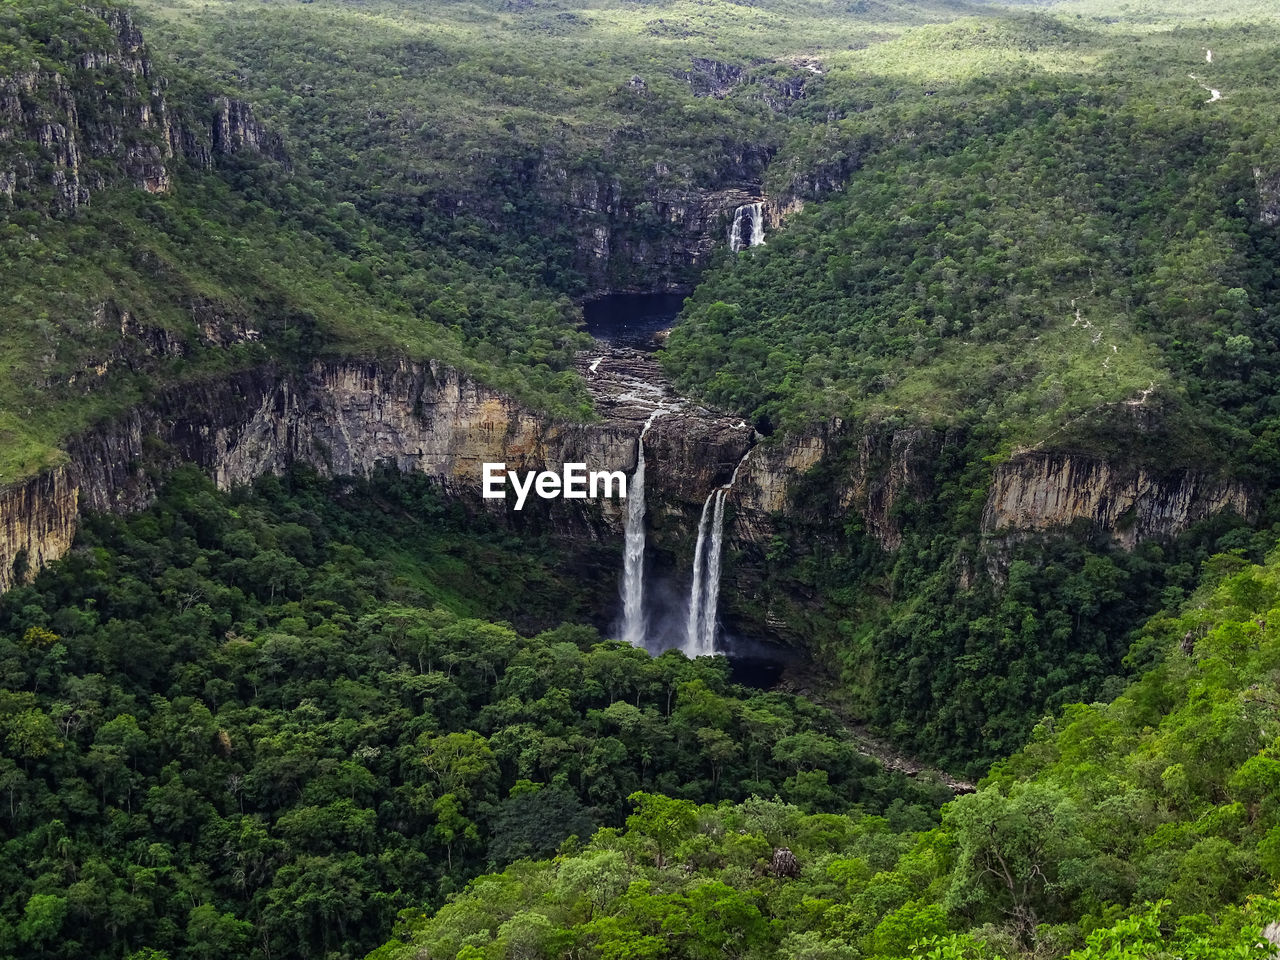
top-left (734, 425), bottom-right (952, 551)
top-left (503, 56), bottom-right (827, 296)
top-left (547, 156), bottom-right (772, 296)
top-left (730, 425), bottom-right (1251, 556)
top-left (0, 353), bottom-right (753, 591)
top-left (981, 453), bottom-right (1252, 549)
top-left (0, 342), bottom-right (1259, 599)
top-left (0, 6), bottom-right (285, 211)
top-left (1256, 167), bottom-right (1280, 227)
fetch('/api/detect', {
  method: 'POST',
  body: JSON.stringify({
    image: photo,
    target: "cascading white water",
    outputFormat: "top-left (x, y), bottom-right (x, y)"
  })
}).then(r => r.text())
top-left (620, 407), bottom-right (668, 647)
top-left (683, 493), bottom-right (715, 654)
top-left (728, 201), bottom-right (766, 253)
top-left (698, 490), bottom-right (728, 654)
top-left (683, 447), bottom-right (753, 657)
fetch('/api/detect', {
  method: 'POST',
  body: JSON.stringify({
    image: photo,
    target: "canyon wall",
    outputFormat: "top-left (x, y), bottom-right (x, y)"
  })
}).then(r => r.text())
top-left (0, 358), bottom-right (753, 591)
top-left (732, 428), bottom-right (1252, 555)
top-left (0, 7), bottom-right (284, 211)
top-left (0, 358), bottom-right (1257, 594)
top-left (981, 453), bottom-right (1252, 549)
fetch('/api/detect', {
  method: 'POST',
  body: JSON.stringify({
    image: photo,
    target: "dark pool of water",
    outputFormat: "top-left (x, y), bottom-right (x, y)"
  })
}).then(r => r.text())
top-left (728, 655), bottom-right (788, 689)
top-left (725, 635), bottom-right (798, 691)
top-left (583, 293), bottom-right (686, 349)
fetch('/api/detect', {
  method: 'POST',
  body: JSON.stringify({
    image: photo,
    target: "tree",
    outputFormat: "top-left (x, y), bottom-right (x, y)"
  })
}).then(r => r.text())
top-left (17, 894), bottom-right (66, 948)
top-left (625, 792), bottom-right (698, 868)
top-left (488, 784), bottom-right (595, 865)
top-left (944, 783), bottom-right (1087, 941)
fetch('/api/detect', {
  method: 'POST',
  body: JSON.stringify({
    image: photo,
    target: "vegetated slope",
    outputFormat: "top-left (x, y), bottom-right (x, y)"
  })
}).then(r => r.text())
top-left (668, 20), bottom-right (1280, 459)
top-left (125, 0), bottom-right (981, 294)
top-left (660, 11), bottom-right (1280, 769)
top-left (0, 0), bottom-right (590, 486)
top-left (370, 542), bottom-right (1280, 959)
top-left (0, 469), bottom-right (947, 960)
top-left (116, 0), bottom-right (1280, 778)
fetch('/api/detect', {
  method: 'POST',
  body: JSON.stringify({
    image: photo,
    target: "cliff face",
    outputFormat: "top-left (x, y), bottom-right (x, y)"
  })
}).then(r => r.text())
top-left (547, 161), bottom-right (772, 296)
top-left (734, 426), bottom-right (949, 552)
top-left (0, 353), bottom-right (1258, 596)
top-left (1256, 167), bottom-right (1280, 227)
top-left (0, 468), bottom-right (78, 589)
top-left (981, 453), bottom-right (1252, 549)
top-left (0, 355), bottom-right (753, 591)
top-left (532, 55), bottom-right (826, 295)
top-left (0, 6), bottom-right (284, 212)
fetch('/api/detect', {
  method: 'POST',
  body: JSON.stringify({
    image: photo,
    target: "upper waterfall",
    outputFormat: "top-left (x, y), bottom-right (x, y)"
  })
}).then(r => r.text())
top-left (729, 201), bottom-right (766, 253)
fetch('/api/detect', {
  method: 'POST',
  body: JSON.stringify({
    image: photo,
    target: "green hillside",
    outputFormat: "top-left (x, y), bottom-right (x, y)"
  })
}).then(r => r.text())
top-left (371, 538), bottom-right (1280, 959)
top-left (5, 0), bottom-right (1280, 957)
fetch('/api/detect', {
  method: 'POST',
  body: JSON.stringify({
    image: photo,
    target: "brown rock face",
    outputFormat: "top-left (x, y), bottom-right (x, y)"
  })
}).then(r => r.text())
top-left (734, 425), bottom-right (947, 551)
top-left (1255, 167), bottom-right (1280, 227)
top-left (981, 453), bottom-right (1252, 549)
top-left (0, 468), bottom-right (78, 589)
top-left (0, 354), bottom-right (753, 591)
top-left (0, 348), bottom-right (1257, 595)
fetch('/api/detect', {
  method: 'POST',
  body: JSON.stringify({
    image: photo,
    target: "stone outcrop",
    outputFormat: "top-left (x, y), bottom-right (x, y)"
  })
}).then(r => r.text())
top-left (734, 426), bottom-right (1251, 556)
top-left (1256, 167), bottom-right (1280, 227)
top-left (981, 453), bottom-right (1252, 549)
top-left (548, 162), bottom-right (772, 295)
top-left (0, 468), bottom-right (79, 588)
top-left (0, 343), bottom-right (1260, 596)
top-left (735, 425), bottom-right (948, 551)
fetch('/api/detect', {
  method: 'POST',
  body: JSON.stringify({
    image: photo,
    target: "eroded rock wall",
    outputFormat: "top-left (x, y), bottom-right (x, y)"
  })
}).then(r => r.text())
top-left (0, 6), bottom-right (284, 212)
top-left (981, 453), bottom-right (1252, 549)
top-left (0, 358), bottom-right (751, 590)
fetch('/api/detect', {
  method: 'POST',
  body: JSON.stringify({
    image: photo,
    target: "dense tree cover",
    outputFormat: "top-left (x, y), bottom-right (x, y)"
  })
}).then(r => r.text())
top-left (668, 57), bottom-right (1280, 463)
top-left (129, 0), bottom-right (965, 296)
top-left (728, 426), bottom-right (1275, 771)
top-left (373, 542), bottom-right (1280, 959)
top-left (9, 0), bottom-right (1280, 776)
top-left (0, 469), bottom-right (945, 960)
top-left (0, 0), bottom-right (596, 482)
top-left (657, 14), bottom-right (1280, 768)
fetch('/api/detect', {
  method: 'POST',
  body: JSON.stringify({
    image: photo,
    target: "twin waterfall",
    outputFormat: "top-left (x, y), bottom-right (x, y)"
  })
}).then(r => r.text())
top-left (619, 408), bottom-right (751, 657)
top-left (728, 202), bottom-right (766, 253)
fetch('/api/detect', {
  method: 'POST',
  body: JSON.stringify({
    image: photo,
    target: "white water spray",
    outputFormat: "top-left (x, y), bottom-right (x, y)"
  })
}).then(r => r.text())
top-left (683, 449), bottom-right (753, 657)
top-left (683, 494), bottom-right (715, 654)
top-left (728, 202), bottom-right (766, 253)
top-left (620, 407), bottom-right (669, 647)
top-left (698, 490), bottom-right (728, 654)
top-left (750, 202), bottom-right (765, 247)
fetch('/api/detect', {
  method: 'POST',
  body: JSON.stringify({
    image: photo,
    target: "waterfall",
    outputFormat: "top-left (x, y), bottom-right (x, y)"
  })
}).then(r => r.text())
top-left (728, 208), bottom-right (745, 253)
top-left (683, 448), bottom-right (753, 657)
top-left (620, 407), bottom-right (668, 647)
top-left (728, 201), bottom-right (766, 253)
top-left (683, 494), bottom-right (715, 654)
top-left (699, 490), bottom-right (728, 654)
